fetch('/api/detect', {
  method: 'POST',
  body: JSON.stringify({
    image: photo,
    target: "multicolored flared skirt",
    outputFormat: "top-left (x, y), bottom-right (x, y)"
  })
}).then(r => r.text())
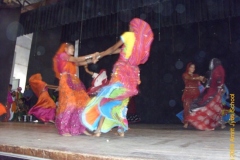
top-left (82, 83), bottom-right (129, 133)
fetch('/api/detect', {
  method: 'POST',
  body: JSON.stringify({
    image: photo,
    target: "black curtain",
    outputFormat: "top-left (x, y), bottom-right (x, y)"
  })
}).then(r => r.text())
top-left (0, 7), bottom-right (21, 104)
top-left (19, 0), bottom-right (240, 40)
top-left (27, 27), bottom-right (62, 87)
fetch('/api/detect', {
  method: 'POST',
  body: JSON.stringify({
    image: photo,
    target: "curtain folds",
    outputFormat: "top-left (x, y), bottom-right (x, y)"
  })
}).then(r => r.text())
top-left (19, 0), bottom-right (240, 41)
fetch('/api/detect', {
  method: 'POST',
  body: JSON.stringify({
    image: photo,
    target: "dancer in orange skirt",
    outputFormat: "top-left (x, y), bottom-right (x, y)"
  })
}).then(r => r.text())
top-left (53, 42), bottom-right (98, 136)
top-left (0, 103), bottom-right (6, 117)
top-left (28, 73), bottom-right (57, 123)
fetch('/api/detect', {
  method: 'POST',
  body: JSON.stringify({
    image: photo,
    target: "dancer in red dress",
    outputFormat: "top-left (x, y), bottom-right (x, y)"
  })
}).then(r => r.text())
top-left (182, 63), bottom-right (205, 128)
top-left (188, 58), bottom-right (225, 130)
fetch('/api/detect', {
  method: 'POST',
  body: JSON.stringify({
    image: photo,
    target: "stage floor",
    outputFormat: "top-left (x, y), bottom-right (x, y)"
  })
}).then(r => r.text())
top-left (0, 122), bottom-right (239, 160)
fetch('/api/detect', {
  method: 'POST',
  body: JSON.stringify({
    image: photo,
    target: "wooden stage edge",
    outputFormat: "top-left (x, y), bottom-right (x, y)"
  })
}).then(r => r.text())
top-left (0, 144), bottom-right (125, 160)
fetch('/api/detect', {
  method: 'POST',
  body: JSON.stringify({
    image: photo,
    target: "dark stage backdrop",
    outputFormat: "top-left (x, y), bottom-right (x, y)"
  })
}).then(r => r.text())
top-left (0, 7), bottom-right (21, 104)
top-left (78, 17), bottom-right (240, 124)
top-left (27, 27), bottom-right (62, 95)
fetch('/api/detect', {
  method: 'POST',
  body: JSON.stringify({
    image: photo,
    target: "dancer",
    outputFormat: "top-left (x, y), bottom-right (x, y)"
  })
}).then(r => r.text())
top-left (85, 66), bottom-right (141, 123)
top-left (28, 73), bottom-right (57, 123)
top-left (84, 66), bottom-right (141, 123)
top-left (0, 103), bottom-right (6, 117)
top-left (82, 18), bottom-right (153, 137)
top-left (178, 83), bottom-right (240, 127)
top-left (181, 63), bottom-right (205, 128)
top-left (84, 65), bottom-right (109, 96)
top-left (176, 82), bottom-right (205, 123)
top-left (53, 42), bottom-right (98, 136)
top-left (188, 58), bottom-right (225, 130)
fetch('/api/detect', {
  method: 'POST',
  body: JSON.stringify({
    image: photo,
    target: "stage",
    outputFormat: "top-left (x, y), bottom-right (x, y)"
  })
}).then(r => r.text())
top-left (0, 122), bottom-right (239, 160)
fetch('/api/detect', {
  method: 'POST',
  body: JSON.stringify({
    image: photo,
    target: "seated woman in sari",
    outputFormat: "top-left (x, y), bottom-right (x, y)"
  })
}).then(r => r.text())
top-left (187, 58), bottom-right (225, 130)
top-left (82, 18), bottom-right (154, 137)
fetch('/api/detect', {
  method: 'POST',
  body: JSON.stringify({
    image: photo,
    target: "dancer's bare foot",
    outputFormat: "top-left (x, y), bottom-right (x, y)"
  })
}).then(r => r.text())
top-left (62, 133), bottom-right (72, 136)
top-left (94, 132), bottom-right (101, 137)
top-left (49, 120), bottom-right (55, 124)
top-left (183, 123), bottom-right (188, 128)
top-left (221, 124), bottom-right (226, 129)
top-left (93, 130), bottom-right (101, 137)
top-left (115, 132), bottom-right (124, 137)
top-left (83, 130), bottom-right (92, 136)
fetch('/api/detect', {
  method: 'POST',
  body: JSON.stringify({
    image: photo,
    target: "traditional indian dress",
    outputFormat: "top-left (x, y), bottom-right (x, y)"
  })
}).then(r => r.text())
top-left (28, 74), bottom-right (56, 123)
top-left (0, 103), bottom-right (6, 116)
top-left (9, 96), bottom-right (17, 121)
top-left (82, 18), bottom-right (153, 133)
top-left (182, 63), bottom-right (201, 124)
top-left (16, 88), bottom-right (23, 101)
top-left (176, 83), bottom-right (204, 122)
top-left (53, 48), bottom-right (90, 135)
top-left (4, 91), bottom-right (13, 121)
top-left (87, 69), bottom-right (109, 96)
top-left (188, 58), bottom-right (225, 130)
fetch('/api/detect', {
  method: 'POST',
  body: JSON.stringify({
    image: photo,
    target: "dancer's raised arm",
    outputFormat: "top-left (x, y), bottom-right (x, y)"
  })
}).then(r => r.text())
top-left (69, 53), bottom-right (99, 65)
top-left (46, 84), bottom-right (58, 90)
top-left (75, 54), bottom-right (98, 66)
top-left (59, 43), bottom-right (99, 64)
top-left (98, 41), bottom-right (123, 59)
top-left (84, 65), bottom-right (94, 76)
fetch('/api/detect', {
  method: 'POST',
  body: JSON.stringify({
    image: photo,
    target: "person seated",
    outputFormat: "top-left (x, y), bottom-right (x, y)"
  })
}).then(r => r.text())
top-left (16, 98), bottom-right (29, 122)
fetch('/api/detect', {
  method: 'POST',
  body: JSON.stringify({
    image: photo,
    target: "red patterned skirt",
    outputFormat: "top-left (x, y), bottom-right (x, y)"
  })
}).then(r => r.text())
top-left (187, 92), bottom-right (222, 130)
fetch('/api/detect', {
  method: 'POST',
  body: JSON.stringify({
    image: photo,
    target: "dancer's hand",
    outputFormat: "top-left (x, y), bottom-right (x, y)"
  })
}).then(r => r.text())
top-left (200, 76), bottom-right (206, 82)
top-left (199, 76), bottom-right (204, 81)
top-left (54, 87), bottom-right (59, 92)
top-left (92, 52), bottom-right (100, 64)
top-left (202, 77), bottom-right (207, 83)
top-left (218, 85), bottom-right (224, 93)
